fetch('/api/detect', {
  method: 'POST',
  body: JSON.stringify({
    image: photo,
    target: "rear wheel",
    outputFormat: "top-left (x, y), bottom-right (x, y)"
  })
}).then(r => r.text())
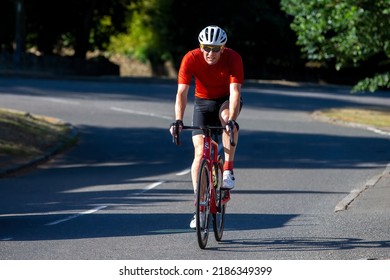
top-left (196, 159), bottom-right (211, 249)
top-left (213, 155), bottom-right (226, 241)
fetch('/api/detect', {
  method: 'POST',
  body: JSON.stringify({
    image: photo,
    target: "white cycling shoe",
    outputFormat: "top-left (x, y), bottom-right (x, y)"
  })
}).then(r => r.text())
top-left (222, 170), bottom-right (235, 189)
top-left (189, 212), bottom-right (205, 229)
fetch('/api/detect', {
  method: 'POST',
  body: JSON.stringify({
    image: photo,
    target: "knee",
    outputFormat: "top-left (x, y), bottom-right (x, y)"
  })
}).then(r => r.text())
top-left (220, 110), bottom-right (229, 125)
top-left (193, 147), bottom-right (203, 162)
top-left (192, 135), bottom-right (204, 160)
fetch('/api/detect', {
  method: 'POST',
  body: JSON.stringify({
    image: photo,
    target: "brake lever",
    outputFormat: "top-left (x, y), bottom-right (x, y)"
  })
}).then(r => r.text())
top-left (173, 123), bottom-right (181, 146)
top-left (228, 122), bottom-right (236, 147)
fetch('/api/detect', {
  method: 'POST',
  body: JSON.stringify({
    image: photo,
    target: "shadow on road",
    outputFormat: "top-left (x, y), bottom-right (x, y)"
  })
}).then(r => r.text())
top-left (0, 212), bottom-right (297, 241)
top-left (216, 236), bottom-right (390, 254)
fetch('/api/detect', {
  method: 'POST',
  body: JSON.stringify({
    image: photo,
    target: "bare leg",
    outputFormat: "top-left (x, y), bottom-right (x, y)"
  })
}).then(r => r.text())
top-left (191, 134), bottom-right (204, 194)
top-left (219, 102), bottom-right (239, 163)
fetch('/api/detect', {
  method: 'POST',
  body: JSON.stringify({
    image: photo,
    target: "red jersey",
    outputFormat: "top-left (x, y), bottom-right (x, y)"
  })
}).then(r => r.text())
top-left (178, 48), bottom-right (244, 99)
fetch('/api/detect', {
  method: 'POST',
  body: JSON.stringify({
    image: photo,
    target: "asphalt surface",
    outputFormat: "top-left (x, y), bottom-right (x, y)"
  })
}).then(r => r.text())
top-left (334, 162), bottom-right (390, 214)
top-left (1, 83), bottom-right (389, 216)
top-left (1, 75), bottom-right (389, 262)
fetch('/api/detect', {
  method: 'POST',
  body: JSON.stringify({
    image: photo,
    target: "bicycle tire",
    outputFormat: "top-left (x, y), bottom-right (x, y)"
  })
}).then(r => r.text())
top-left (213, 155), bottom-right (226, 241)
top-left (196, 159), bottom-right (211, 249)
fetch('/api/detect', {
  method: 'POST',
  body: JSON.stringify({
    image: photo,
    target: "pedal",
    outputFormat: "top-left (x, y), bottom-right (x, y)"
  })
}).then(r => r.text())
top-left (220, 189), bottom-right (230, 201)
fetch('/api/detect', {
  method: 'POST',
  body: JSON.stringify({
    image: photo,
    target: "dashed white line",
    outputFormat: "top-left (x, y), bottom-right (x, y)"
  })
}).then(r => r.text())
top-left (134, 181), bottom-right (165, 195)
top-left (45, 205), bottom-right (107, 226)
top-left (176, 168), bottom-right (191, 176)
top-left (1, 237), bottom-right (13, 241)
top-left (42, 97), bottom-right (80, 105)
top-left (45, 180), bottom-right (168, 226)
top-left (8, 168), bottom-right (184, 230)
top-left (110, 106), bottom-right (172, 120)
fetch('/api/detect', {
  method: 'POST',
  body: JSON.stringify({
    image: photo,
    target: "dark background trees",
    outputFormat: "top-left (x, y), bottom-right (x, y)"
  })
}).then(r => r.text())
top-left (169, 0), bottom-right (304, 80)
top-left (1, 0), bottom-right (389, 91)
top-left (281, 0), bottom-right (390, 92)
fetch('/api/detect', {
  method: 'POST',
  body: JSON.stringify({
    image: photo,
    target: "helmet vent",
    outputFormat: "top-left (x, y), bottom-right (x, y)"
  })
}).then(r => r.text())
top-left (198, 25), bottom-right (227, 46)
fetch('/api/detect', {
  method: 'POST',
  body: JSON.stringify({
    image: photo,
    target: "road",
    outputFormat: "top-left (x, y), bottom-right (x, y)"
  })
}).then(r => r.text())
top-left (0, 77), bottom-right (389, 260)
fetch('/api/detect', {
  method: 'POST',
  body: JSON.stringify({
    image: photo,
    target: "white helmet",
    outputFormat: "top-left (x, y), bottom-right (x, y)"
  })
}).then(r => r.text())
top-left (198, 25), bottom-right (227, 46)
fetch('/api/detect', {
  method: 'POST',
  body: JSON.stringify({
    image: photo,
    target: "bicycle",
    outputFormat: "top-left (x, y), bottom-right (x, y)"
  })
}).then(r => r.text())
top-left (172, 123), bottom-right (235, 249)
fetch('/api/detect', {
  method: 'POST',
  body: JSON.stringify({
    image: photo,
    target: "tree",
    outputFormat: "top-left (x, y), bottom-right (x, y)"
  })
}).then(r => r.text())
top-left (108, 0), bottom-right (174, 75)
top-left (169, 0), bottom-right (304, 80)
top-left (23, 0), bottom-right (131, 58)
top-left (280, 0), bottom-right (390, 92)
top-left (0, 0), bottom-right (313, 80)
top-left (0, 0), bottom-right (19, 52)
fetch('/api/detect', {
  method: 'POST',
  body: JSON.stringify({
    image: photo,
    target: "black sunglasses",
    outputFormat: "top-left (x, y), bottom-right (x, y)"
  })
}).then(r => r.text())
top-left (201, 45), bottom-right (223, 53)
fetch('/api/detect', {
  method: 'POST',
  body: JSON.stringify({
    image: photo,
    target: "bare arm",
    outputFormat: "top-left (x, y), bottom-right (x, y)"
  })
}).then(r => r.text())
top-left (170, 83), bottom-right (190, 137)
top-left (229, 83), bottom-right (242, 120)
top-left (175, 83), bottom-right (190, 121)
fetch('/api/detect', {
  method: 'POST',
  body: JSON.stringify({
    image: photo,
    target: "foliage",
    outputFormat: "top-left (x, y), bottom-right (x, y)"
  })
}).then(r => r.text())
top-left (13, 0), bottom-right (131, 57)
top-left (281, 0), bottom-right (390, 92)
top-left (0, 0), bottom-right (308, 79)
top-left (5, 0), bottom-right (389, 85)
top-left (108, 0), bottom-right (173, 65)
top-left (353, 72), bottom-right (390, 92)
top-left (223, 0), bottom-right (304, 79)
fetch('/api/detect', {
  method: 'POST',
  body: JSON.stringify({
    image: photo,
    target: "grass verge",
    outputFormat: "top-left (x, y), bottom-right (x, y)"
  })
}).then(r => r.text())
top-left (313, 107), bottom-right (390, 132)
top-left (0, 108), bottom-right (75, 170)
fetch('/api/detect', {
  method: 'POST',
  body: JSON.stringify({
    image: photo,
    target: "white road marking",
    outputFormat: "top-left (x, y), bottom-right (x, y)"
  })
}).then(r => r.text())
top-left (45, 180), bottom-right (167, 226)
top-left (45, 205), bottom-right (107, 226)
top-left (176, 168), bottom-right (191, 176)
top-left (335, 163), bottom-right (390, 212)
top-left (45, 162), bottom-right (137, 169)
top-left (366, 126), bottom-right (390, 136)
top-left (1, 237), bottom-right (13, 241)
top-left (110, 106), bottom-right (172, 120)
top-left (42, 97), bottom-right (80, 105)
top-left (134, 181), bottom-right (165, 195)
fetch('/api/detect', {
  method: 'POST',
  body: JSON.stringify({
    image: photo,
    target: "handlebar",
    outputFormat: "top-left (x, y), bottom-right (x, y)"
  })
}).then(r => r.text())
top-left (227, 122), bottom-right (236, 147)
top-left (172, 122), bottom-right (181, 146)
top-left (172, 125), bottom-right (235, 147)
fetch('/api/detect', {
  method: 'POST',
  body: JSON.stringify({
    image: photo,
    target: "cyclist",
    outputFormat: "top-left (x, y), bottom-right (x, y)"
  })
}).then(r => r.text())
top-left (170, 25), bottom-right (244, 228)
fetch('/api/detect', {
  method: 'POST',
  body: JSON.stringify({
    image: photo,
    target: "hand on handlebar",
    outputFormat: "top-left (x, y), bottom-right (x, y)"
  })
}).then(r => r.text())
top-left (170, 120), bottom-right (183, 145)
top-left (226, 120), bottom-right (239, 147)
top-left (226, 120), bottom-right (239, 132)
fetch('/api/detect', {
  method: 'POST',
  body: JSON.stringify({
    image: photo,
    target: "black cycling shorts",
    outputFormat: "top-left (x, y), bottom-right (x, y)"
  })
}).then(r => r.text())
top-left (192, 96), bottom-right (243, 136)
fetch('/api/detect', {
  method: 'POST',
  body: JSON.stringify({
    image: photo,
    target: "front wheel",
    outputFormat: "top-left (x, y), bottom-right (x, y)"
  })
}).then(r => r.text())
top-left (213, 155), bottom-right (226, 241)
top-left (196, 159), bottom-right (211, 249)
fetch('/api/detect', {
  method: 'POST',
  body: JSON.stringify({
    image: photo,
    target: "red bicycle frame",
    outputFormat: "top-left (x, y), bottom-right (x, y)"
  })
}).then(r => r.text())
top-left (172, 123), bottom-right (234, 248)
top-left (174, 125), bottom-right (231, 211)
top-left (201, 128), bottom-right (230, 213)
